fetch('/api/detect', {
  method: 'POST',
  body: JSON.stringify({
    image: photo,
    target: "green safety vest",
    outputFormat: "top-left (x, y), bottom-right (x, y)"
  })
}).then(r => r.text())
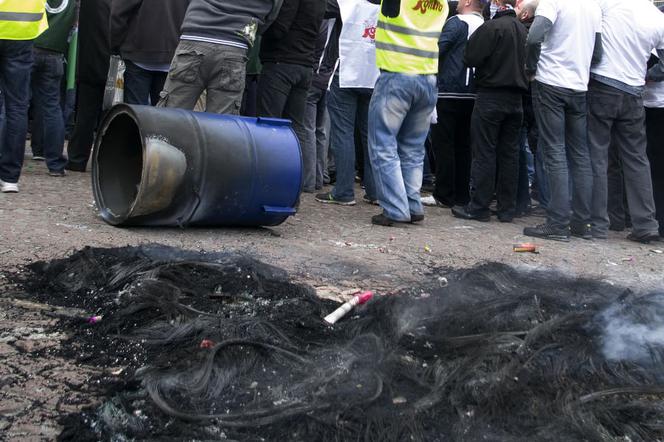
top-left (0, 0), bottom-right (48, 40)
top-left (375, 0), bottom-right (449, 75)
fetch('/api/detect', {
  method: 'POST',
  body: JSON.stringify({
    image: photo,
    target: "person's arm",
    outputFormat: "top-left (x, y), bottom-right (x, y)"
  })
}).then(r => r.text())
top-left (647, 49), bottom-right (664, 82)
top-left (591, 33), bottom-right (603, 66)
top-left (438, 18), bottom-right (462, 60)
top-left (264, 0), bottom-right (300, 40)
top-left (525, 16), bottom-right (553, 78)
top-left (382, 0), bottom-right (401, 18)
top-left (325, 0), bottom-right (340, 19)
top-left (464, 24), bottom-right (493, 68)
top-left (109, 0), bottom-right (143, 55)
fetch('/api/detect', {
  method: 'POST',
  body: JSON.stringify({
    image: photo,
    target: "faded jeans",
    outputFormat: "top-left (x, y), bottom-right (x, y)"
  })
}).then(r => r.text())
top-left (532, 81), bottom-right (592, 229)
top-left (368, 72), bottom-right (437, 221)
top-left (158, 40), bottom-right (247, 115)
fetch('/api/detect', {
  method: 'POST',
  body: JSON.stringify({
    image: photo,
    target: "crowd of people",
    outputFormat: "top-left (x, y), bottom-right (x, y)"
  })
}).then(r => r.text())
top-left (0, 0), bottom-right (663, 244)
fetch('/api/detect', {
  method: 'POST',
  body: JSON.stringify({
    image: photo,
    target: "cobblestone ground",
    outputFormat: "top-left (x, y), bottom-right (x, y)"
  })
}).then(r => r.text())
top-left (0, 157), bottom-right (662, 440)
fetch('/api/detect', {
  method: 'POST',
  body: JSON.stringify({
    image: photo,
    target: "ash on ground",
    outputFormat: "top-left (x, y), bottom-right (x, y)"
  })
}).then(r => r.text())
top-left (12, 245), bottom-right (664, 441)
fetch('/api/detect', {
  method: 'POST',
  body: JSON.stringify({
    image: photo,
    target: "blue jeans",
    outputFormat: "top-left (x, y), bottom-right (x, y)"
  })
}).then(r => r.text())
top-left (30, 50), bottom-right (67, 172)
top-left (0, 41), bottom-right (34, 183)
top-left (532, 81), bottom-right (592, 229)
top-left (328, 75), bottom-right (376, 201)
top-left (368, 72), bottom-right (437, 221)
top-left (124, 60), bottom-right (168, 106)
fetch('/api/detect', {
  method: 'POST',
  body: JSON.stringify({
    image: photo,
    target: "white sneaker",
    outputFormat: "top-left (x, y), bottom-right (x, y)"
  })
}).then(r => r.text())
top-left (421, 195), bottom-right (438, 207)
top-left (0, 180), bottom-right (19, 193)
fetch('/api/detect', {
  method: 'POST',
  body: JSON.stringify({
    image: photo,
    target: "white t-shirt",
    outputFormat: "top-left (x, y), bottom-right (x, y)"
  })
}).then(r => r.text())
top-left (591, 0), bottom-right (664, 87)
top-left (535, 0), bottom-right (602, 92)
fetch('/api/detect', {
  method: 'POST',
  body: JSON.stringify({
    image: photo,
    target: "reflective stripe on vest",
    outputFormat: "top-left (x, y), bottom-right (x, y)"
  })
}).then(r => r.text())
top-left (0, 0), bottom-right (48, 40)
top-left (375, 0), bottom-right (449, 75)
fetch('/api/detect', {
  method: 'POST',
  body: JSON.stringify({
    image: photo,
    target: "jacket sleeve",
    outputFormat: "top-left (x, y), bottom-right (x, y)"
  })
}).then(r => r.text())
top-left (262, 0), bottom-right (285, 32)
top-left (464, 24), bottom-right (494, 68)
top-left (525, 16), bottom-right (553, 77)
top-left (325, 0), bottom-right (340, 19)
top-left (264, 0), bottom-right (300, 41)
top-left (438, 18), bottom-right (461, 63)
top-left (109, 0), bottom-right (143, 55)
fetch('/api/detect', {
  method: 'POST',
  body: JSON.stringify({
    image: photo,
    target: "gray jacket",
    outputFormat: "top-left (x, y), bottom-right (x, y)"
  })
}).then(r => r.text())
top-left (180, 0), bottom-right (283, 49)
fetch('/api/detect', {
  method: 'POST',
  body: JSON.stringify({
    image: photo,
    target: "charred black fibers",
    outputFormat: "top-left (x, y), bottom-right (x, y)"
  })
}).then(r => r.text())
top-left (17, 246), bottom-right (664, 441)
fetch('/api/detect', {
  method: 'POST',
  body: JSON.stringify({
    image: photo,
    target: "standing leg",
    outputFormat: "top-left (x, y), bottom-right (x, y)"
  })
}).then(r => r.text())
top-left (465, 92), bottom-right (503, 216)
top-left (533, 82), bottom-right (572, 229)
top-left (587, 82), bottom-right (619, 237)
top-left (646, 107), bottom-right (664, 236)
top-left (318, 76), bottom-right (359, 203)
top-left (314, 90), bottom-right (329, 190)
top-left (607, 139), bottom-right (627, 230)
top-left (302, 84), bottom-right (321, 193)
top-left (565, 91), bottom-right (593, 228)
top-left (431, 100), bottom-right (458, 207)
top-left (358, 91), bottom-right (377, 202)
top-left (367, 73), bottom-right (414, 222)
top-left (66, 81), bottom-right (105, 171)
top-left (495, 99), bottom-right (523, 220)
top-left (395, 75), bottom-right (437, 218)
top-left (34, 53), bottom-right (67, 174)
top-left (0, 41), bottom-right (34, 185)
top-left (614, 97), bottom-right (659, 237)
top-left (454, 100), bottom-right (474, 206)
top-left (283, 66), bottom-right (313, 192)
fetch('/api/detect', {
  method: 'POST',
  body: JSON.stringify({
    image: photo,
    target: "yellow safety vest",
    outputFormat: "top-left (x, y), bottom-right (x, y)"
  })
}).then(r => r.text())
top-left (375, 0), bottom-right (449, 75)
top-left (0, 0), bottom-right (48, 41)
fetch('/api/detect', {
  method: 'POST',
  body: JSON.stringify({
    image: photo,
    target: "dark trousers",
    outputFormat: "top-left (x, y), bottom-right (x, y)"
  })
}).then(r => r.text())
top-left (66, 81), bottom-right (105, 171)
top-left (533, 81), bottom-right (592, 229)
top-left (258, 62), bottom-right (313, 189)
top-left (241, 74), bottom-right (260, 117)
top-left (123, 60), bottom-right (167, 106)
top-left (646, 107), bottom-right (664, 236)
top-left (587, 80), bottom-right (659, 236)
top-left (30, 50), bottom-right (67, 173)
top-left (303, 85), bottom-right (329, 191)
top-left (430, 97), bottom-right (474, 207)
top-left (516, 128), bottom-right (531, 214)
top-left (0, 40), bottom-right (33, 183)
top-left (468, 89), bottom-right (523, 217)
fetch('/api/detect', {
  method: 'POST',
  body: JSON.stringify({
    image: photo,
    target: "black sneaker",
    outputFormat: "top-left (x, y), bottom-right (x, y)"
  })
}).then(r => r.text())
top-left (410, 213), bottom-right (424, 223)
top-left (48, 169), bottom-right (66, 177)
top-left (451, 205), bottom-right (490, 222)
top-left (523, 223), bottom-right (571, 242)
top-left (315, 192), bottom-right (356, 206)
top-left (371, 213), bottom-right (409, 227)
top-left (362, 195), bottom-right (379, 205)
top-left (570, 223), bottom-right (593, 240)
top-left (627, 231), bottom-right (661, 244)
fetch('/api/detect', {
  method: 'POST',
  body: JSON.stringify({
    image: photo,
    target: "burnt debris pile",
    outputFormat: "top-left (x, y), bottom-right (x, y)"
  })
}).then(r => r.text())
top-left (17, 246), bottom-right (664, 441)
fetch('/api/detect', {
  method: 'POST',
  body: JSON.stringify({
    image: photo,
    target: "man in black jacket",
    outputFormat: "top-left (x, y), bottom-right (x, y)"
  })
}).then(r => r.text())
top-left (257, 0), bottom-right (326, 193)
top-left (110, 0), bottom-right (190, 106)
top-left (451, 0), bottom-right (528, 222)
top-left (66, 0), bottom-right (111, 173)
top-left (158, 0), bottom-right (283, 114)
top-left (429, 0), bottom-right (484, 208)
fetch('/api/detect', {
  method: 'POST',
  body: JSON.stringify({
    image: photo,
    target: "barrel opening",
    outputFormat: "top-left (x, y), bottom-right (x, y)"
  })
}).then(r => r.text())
top-left (96, 113), bottom-right (143, 218)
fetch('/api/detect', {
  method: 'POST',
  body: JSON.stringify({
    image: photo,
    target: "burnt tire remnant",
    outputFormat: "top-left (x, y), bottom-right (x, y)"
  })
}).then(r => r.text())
top-left (12, 245), bottom-right (664, 441)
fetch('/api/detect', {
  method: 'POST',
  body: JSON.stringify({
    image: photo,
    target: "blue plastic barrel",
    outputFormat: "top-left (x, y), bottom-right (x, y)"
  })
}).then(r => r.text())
top-left (91, 104), bottom-right (302, 227)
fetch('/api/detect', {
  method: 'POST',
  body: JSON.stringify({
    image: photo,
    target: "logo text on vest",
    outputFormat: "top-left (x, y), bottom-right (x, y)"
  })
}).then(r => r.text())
top-left (412, 0), bottom-right (444, 14)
